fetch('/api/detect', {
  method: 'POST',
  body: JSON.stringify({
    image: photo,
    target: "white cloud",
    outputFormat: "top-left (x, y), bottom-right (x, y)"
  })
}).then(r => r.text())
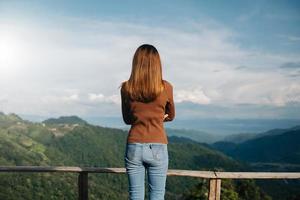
top-left (175, 87), bottom-right (211, 105)
top-left (88, 93), bottom-right (119, 104)
top-left (88, 93), bottom-right (105, 101)
top-left (277, 34), bottom-right (300, 44)
top-left (287, 35), bottom-right (300, 42)
top-left (0, 16), bottom-right (299, 118)
top-left (62, 94), bottom-right (79, 102)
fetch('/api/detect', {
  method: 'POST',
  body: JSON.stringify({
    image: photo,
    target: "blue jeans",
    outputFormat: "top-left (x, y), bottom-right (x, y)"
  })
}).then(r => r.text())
top-left (124, 142), bottom-right (169, 200)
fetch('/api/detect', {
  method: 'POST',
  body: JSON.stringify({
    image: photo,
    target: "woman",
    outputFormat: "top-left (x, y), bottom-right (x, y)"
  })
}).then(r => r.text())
top-left (119, 44), bottom-right (175, 200)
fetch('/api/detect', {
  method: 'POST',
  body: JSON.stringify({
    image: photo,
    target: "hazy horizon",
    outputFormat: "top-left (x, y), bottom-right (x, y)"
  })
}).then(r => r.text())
top-left (1, 110), bottom-right (298, 136)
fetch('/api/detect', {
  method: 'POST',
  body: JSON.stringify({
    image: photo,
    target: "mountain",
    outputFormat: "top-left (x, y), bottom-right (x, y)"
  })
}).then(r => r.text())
top-left (1, 112), bottom-right (273, 200)
top-left (253, 125), bottom-right (300, 138)
top-left (222, 125), bottom-right (300, 144)
top-left (42, 115), bottom-right (88, 125)
top-left (0, 112), bottom-right (25, 128)
top-left (212, 126), bottom-right (300, 200)
top-left (221, 132), bottom-right (259, 143)
top-left (213, 127), bottom-right (300, 164)
top-left (165, 128), bottom-right (224, 144)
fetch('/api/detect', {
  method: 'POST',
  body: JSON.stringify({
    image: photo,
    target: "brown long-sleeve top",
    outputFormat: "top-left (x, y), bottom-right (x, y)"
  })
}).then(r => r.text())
top-left (120, 80), bottom-right (175, 144)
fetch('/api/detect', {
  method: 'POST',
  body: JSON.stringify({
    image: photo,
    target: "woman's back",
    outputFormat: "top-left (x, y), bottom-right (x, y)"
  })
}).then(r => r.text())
top-left (121, 79), bottom-right (175, 144)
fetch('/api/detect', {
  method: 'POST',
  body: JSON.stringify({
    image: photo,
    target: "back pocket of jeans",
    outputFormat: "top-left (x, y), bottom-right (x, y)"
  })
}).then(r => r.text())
top-left (151, 144), bottom-right (166, 161)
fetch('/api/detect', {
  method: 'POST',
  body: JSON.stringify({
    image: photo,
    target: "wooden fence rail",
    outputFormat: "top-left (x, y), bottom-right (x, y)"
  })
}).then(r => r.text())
top-left (0, 166), bottom-right (300, 200)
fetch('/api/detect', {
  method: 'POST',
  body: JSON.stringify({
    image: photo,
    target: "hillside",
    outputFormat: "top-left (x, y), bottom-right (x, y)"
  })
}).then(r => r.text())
top-left (213, 129), bottom-right (300, 165)
top-left (42, 115), bottom-right (88, 125)
top-left (212, 126), bottom-right (300, 200)
top-left (222, 125), bottom-right (300, 144)
top-left (165, 128), bottom-right (224, 144)
top-left (0, 112), bottom-right (271, 200)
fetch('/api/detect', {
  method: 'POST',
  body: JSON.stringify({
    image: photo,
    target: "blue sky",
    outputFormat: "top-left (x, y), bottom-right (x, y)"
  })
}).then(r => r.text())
top-left (0, 0), bottom-right (300, 120)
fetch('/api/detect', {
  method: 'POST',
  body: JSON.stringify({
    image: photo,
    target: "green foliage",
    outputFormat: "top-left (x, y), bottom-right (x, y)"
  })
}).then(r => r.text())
top-left (42, 115), bottom-right (88, 125)
top-left (221, 179), bottom-right (239, 200)
top-left (0, 112), bottom-right (297, 199)
top-left (182, 179), bottom-right (271, 200)
top-left (182, 179), bottom-right (208, 200)
top-left (214, 129), bottom-right (300, 164)
top-left (235, 180), bottom-right (272, 200)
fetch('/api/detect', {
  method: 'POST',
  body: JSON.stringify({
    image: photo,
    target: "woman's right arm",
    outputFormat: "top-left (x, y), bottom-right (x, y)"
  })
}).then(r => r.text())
top-left (121, 86), bottom-right (134, 125)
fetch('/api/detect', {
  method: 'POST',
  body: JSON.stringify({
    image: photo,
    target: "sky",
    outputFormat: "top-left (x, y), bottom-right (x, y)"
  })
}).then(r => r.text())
top-left (0, 0), bottom-right (300, 121)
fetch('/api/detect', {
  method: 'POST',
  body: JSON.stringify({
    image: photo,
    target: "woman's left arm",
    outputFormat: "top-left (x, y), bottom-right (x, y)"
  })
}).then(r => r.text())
top-left (164, 83), bottom-right (175, 122)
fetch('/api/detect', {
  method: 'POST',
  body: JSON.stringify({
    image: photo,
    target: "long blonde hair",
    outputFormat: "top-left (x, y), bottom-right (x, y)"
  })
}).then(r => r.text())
top-left (120, 44), bottom-right (165, 103)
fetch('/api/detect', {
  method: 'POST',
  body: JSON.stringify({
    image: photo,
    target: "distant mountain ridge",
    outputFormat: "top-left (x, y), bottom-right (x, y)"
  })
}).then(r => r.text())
top-left (0, 112), bottom-right (23, 122)
top-left (213, 127), bottom-right (300, 164)
top-left (42, 115), bottom-right (88, 125)
top-left (165, 128), bottom-right (224, 144)
top-left (19, 113), bottom-right (300, 137)
top-left (0, 112), bottom-right (29, 129)
top-left (222, 125), bottom-right (300, 143)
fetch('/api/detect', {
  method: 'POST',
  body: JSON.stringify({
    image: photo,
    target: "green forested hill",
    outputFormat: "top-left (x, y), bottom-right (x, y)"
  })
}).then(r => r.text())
top-left (212, 127), bottom-right (300, 200)
top-left (221, 125), bottom-right (300, 144)
top-left (42, 115), bottom-right (88, 125)
top-left (0, 112), bottom-right (271, 200)
top-left (165, 128), bottom-right (223, 144)
top-left (213, 129), bottom-right (300, 164)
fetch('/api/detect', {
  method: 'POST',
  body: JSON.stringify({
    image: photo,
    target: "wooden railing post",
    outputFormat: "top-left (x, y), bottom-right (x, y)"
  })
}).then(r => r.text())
top-left (78, 172), bottom-right (88, 200)
top-left (208, 178), bottom-right (221, 200)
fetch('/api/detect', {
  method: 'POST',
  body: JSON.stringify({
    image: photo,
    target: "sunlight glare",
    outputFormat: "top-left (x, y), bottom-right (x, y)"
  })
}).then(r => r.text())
top-left (0, 31), bottom-right (23, 76)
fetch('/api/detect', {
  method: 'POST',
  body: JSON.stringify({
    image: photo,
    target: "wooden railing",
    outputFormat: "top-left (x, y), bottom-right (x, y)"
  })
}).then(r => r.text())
top-left (0, 166), bottom-right (300, 200)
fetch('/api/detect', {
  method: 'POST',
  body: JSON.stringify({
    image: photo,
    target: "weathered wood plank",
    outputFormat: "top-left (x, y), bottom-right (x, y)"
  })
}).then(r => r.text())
top-left (0, 166), bottom-right (126, 173)
top-left (214, 172), bottom-right (300, 179)
top-left (209, 179), bottom-right (216, 200)
top-left (215, 179), bottom-right (221, 199)
top-left (0, 166), bottom-right (300, 179)
top-left (167, 170), bottom-right (216, 178)
top-left (208, 179), bottom-right (221, 200)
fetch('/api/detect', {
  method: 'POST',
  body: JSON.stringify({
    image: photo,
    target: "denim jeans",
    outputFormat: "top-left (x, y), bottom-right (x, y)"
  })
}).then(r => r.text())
top-left (124, 142), bottom-right (169, 200)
